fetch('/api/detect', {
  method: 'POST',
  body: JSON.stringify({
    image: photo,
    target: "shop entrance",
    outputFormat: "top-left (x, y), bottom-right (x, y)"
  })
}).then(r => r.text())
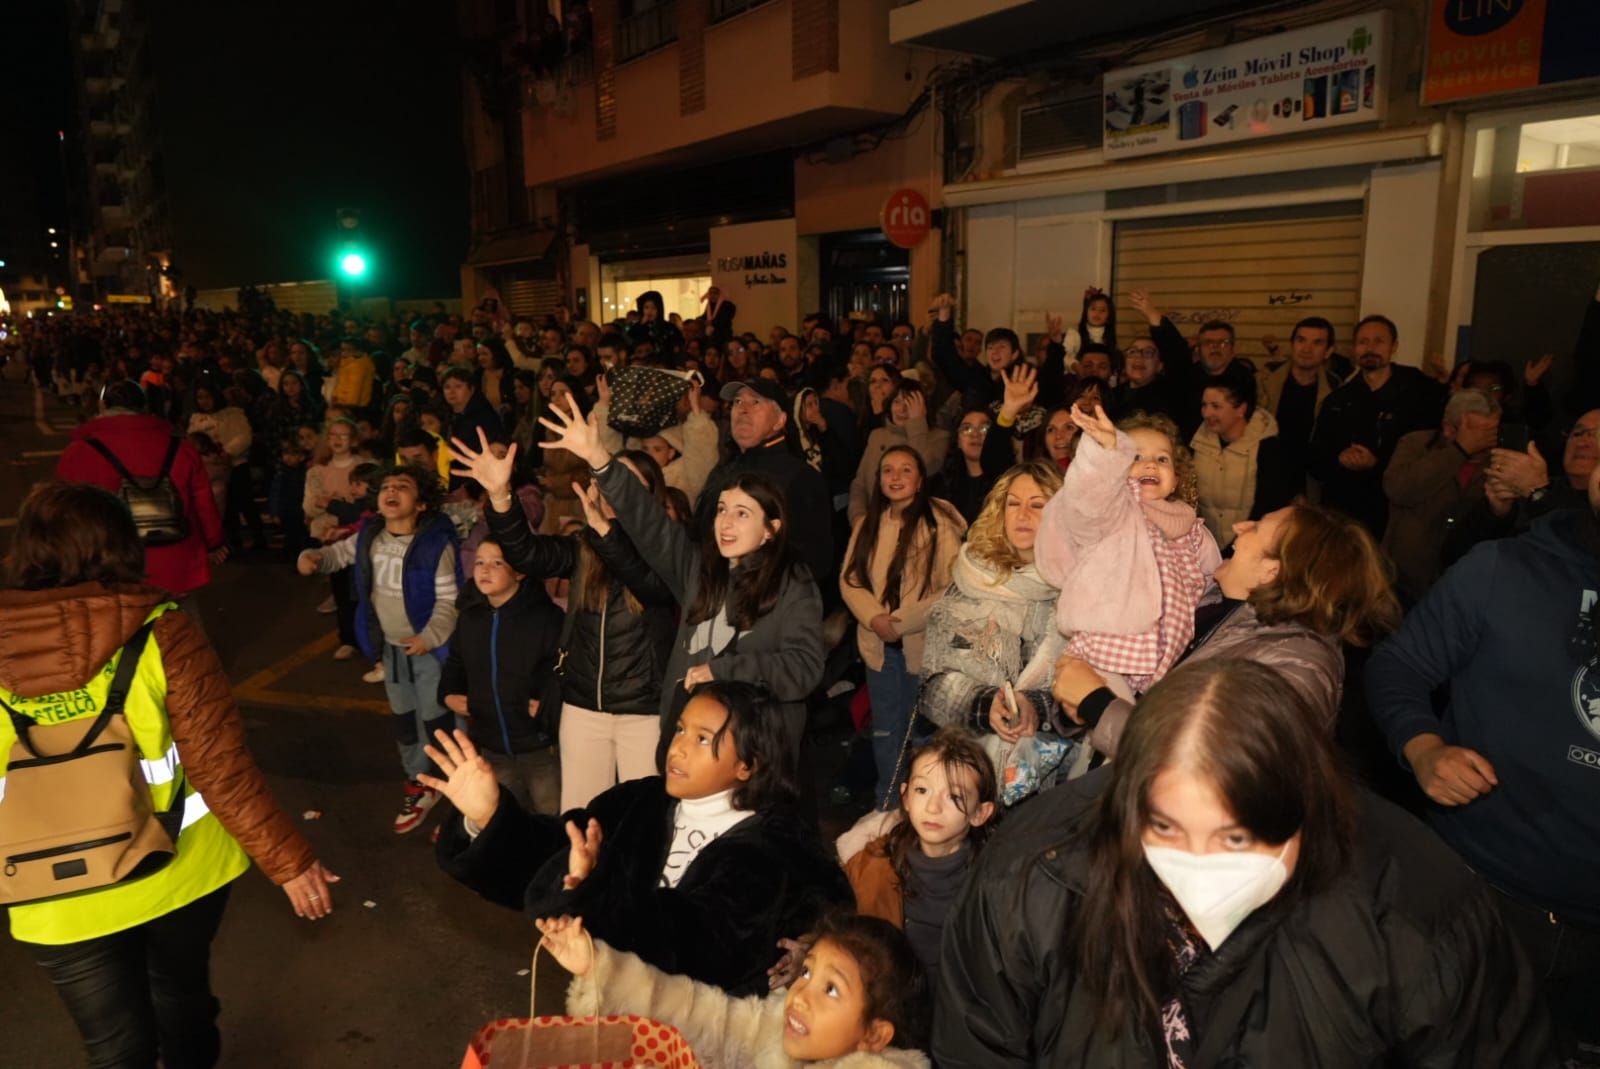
top-left (820, 230), bottom-right (910, 326)
top-left (599, 253), bottom-right (710, 324)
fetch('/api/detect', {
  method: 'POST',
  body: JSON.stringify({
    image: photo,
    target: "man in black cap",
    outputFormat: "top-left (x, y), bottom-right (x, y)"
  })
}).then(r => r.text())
top-left (693, 379), bottom-right (834, 600)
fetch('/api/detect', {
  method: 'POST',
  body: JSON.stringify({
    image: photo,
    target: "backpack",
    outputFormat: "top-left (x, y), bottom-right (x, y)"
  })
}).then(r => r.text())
top-left (0, 623), bottom-right (184, 906)
top-left (85, 436), bottom-right (190, 546)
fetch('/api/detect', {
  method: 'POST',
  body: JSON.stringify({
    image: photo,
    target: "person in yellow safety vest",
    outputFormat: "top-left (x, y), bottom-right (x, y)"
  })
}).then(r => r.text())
top-left (330, 336), bottom-right (376, 412)
top-left (0, 482), bottom-right (338, 1069)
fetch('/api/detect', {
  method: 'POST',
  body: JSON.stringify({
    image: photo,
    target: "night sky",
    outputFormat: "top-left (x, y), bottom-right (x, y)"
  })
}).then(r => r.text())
top-left (2, 0), bottom-right (469, 299)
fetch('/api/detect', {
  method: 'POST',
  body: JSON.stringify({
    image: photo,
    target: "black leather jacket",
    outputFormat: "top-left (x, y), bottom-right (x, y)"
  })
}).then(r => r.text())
top-left (485, 503), bottom-right (676, 716)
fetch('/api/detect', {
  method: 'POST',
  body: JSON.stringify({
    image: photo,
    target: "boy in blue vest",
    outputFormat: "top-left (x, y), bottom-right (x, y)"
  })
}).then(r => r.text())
top-left (297, 462), bottom-right (462, 833)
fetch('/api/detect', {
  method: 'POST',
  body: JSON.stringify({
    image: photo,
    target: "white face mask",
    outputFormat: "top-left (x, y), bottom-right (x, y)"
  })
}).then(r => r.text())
top-left (1142, 841), bottom-right (1291, 950)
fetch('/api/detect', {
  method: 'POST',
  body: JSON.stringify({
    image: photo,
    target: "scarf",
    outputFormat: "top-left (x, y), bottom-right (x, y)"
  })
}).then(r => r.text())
top-left (923, 546), bottom-right (1063, 691)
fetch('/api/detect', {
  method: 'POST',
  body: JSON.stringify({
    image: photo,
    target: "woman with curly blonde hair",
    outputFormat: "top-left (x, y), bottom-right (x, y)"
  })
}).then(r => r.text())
top-left (918, 461), bottom-right (1067, 742)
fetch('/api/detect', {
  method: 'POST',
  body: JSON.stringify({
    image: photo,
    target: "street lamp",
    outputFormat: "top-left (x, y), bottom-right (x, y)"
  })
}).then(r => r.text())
top-left (340, 251), bottom-right (368, 278)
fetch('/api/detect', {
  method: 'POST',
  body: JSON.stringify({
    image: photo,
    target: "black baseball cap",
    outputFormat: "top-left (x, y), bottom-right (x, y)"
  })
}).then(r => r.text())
top-left (719, 379), bottom-right (787, 407)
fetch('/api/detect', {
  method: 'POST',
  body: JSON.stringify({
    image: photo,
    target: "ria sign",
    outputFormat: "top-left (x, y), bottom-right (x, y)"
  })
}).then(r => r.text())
top-left (881, 188), bottom-right (931, 249)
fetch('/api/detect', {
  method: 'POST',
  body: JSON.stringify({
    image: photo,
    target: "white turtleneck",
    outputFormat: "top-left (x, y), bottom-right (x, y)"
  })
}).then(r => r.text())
top-left (659, 789), bottom-right (752, 888)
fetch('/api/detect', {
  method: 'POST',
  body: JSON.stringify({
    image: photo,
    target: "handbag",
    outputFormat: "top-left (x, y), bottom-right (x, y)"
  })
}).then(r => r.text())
top-left (461, 936), bottom-right (701, 1069)
top-left (604, 367), bottom-right (701, 439)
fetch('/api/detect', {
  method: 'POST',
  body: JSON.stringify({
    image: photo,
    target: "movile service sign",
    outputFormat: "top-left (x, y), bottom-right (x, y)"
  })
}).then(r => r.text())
top-left (1103, 13), bottom-right (1389, 160)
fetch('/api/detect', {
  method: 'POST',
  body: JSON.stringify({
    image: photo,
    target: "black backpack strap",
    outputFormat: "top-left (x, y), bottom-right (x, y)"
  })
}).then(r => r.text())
top-left (156, 435), bottom-right (181, 480)
top-left (72, 621), bottom-right (157, 758)
top-left (1, 621), bottom-right (155, 761)
top-left (83, 437), bottom-right (143, 486)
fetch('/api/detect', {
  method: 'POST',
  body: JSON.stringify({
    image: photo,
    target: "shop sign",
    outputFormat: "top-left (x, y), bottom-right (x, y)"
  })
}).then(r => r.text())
top-left (880, 188), bottom-right (931, 249)
top-left (106, 293), bottom-right (152, 305)
top-left (1103, 13), bottom-right (1389, 160)
top-left (714, 250), bottom-right (789, 287)
top-left (1422, 0), bottom-right (1600, 105)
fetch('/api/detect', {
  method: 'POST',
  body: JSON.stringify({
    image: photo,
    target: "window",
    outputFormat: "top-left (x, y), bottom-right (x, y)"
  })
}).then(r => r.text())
top-left (615, 0), bottom-right (676, 63)
top-left (1468, 112), bottom-right (1600, 231)
top-left (710, 0), bottom-right (771, 22)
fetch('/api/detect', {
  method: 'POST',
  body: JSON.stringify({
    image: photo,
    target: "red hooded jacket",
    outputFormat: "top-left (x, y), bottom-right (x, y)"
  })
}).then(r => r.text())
top-left (55, 412), bottom-right (225, 596)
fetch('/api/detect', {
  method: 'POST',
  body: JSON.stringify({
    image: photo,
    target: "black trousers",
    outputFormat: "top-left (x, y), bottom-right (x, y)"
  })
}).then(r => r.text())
top-left (1488, 884), bottom-right (1600, 1062)
top-left (28, 885), bottom-right (232, 1069)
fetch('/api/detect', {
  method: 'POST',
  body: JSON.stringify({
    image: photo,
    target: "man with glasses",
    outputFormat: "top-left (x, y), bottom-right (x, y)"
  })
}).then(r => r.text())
top-left (1259, 316), bottom-right (1344, 497)
top-left (1109, 288), bottom-right (1187, 421)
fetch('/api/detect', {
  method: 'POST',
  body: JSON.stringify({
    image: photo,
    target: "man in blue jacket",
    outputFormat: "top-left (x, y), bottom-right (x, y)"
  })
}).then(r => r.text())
top-left (1367, 464), bottom-right (1600, 1059)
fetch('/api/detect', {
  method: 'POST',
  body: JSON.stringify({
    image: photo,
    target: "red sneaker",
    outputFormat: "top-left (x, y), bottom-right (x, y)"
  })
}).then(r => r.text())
top-left (393, 781), bottom-right (439, 834)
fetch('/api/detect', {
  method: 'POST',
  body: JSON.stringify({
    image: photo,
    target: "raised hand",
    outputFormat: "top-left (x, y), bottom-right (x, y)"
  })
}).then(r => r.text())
top-left (1525, 353), bottom-right (1554, 387)
top-left (901, 389), bottom-right (928, 425)
top-left (1045, 313), bottom-right (1065, 342)
top-left (450, 427), bottom-right (518, 500)
top-left (535, 915), bottom-right (595, 976)
top-left (1000, 363), bottom-right (1039, 421)
top-left (1128, 288), bottom-right (1159, 324)
top-left (562, 818), bottom-right (603, 889)
top-left (573, 480), bottom-right (612, 536)
top-left (1070, 404), bottom-right (1118, 451)
top-left (930, 293), bottom-right (956, 321)
top-left (419, 729), bottom-right (501, 829)
top-left (595, 372), bottom-right (611, 406)
top-left (538, 392), bottom-right (610, 470)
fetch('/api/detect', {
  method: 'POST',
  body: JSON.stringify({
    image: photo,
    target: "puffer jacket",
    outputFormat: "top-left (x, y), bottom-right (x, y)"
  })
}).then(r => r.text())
top-left (1190, 406), bottom-right (1290, 549)
top-left (0, 583), bottom-right (315, 887)
top-left (569, 939), bottom-right (930, 1068)
top-left (1082, 599), bottom-right (1343, 760)
top-left (485, 498), bottom-right (676, 716)
top-left (934, 771), bottom-right (1551, 1067)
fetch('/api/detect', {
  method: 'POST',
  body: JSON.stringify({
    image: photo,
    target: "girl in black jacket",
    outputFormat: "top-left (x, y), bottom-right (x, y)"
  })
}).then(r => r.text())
top-left (520, 396), bottom-right (825, 762)
top-left (438, 537), bottom-right (563, 812)
top-left (463, 439), bottom-right (678, 811)
top-left (428, 681), bottom-right (852, 996)
top-left (934, 658), bottom-right (1549, 1068)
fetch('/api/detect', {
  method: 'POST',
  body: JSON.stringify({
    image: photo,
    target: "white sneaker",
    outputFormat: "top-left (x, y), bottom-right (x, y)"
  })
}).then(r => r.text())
top-left (333, 644), bottom-right (356, 661)
top-left (362, 663), bottom-right (385, 684)
top-left (316, 596), bottom-right (336, 614)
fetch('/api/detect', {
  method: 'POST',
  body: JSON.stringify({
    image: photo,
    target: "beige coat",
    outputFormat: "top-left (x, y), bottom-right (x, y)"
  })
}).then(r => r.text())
top-left (568, 941), bottom-right (930, 1069)
top-left (1191, 407), bottom-right (1279, 548)
top-left (840, 499), bottom-right (966, 674)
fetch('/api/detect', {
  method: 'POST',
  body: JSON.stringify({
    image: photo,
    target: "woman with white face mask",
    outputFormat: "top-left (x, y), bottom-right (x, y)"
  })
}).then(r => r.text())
top-left (933, 658), bottom-right (1550, 1068)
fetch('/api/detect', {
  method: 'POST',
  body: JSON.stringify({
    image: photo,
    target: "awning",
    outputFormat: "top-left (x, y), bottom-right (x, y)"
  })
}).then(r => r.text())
top-left (466, 228), bottom-right (557, 267)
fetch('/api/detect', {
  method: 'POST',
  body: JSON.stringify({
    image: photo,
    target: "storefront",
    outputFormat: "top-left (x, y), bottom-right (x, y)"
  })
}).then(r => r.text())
top-left (1428, 0), bottom-right (1600, 392)
top-left (949, 10), bottom-right (1447, 367)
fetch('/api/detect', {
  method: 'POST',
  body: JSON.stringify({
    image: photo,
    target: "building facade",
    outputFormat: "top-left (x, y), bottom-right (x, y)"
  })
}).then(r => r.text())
top-left (67, 0), bottom-right (172, 304)
top-left (457, 0), bottom-right (946, 335)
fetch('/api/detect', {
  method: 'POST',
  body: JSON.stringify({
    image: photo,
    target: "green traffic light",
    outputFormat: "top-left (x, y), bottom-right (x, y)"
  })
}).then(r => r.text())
top-left (340, 252), bottom-right (368, 278)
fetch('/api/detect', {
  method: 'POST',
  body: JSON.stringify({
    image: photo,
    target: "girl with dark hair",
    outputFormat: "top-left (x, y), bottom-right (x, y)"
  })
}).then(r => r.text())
top-left (533, 393), bottom-right (826, 759)
top-left (537, 377), bottom-right (595, 534)
top-left (842, 446), bottom-right (967, 804)
top-left (0, 482), bottom-right (336, 1068)
top-left (862, 363), bottom-right (903, 437)
top-left (474, 338), bottom-right (513, 415)
top-left (535, 910), bottom-right (931, 1067)
top-left (934, 658), bottom-right (1548, 1066)
top-left (848, 379), bottom-right (951, 523)
top-left (268, 367), bottom-right (323, 450)
top-left (1063, 286), bottom-right (1117, 366)
top-left (452, 436), bottom-right (677, 811)
top-left (430, 681), bottom-right (852, 996)
top-left (841, 728), bottom-right (997, 973)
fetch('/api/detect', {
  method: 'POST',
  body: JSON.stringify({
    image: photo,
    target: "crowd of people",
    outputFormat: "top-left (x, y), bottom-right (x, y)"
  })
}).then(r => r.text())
top-left (1, 276), bottom-right (1596, 1067)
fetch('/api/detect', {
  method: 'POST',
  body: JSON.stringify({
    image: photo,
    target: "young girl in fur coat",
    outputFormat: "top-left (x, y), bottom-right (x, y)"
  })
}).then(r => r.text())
top-left (536, 911), bottom-right (931, 1069)
top-left (1035, 406), bottom-right (1221, 702)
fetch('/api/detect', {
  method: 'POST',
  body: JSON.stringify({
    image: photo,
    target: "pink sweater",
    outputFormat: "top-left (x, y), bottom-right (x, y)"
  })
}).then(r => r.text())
top-left (1035, 430), bottom-right (1220, 641)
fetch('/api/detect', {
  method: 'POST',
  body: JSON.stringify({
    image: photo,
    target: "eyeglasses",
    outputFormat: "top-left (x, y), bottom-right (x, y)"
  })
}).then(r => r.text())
top-left (1125, 346), bottom-right (1158, 358)
top-left (958, 424), bottom-right (991, 437)
top-left (1568, 425), bottom-right (1598, 441)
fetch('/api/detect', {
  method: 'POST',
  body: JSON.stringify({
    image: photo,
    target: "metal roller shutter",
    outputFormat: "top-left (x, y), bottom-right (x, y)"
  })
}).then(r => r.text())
top-left (1112, 204), bottom-right (1365, 363)
top-left (503, 277), bottom-right (563, 318)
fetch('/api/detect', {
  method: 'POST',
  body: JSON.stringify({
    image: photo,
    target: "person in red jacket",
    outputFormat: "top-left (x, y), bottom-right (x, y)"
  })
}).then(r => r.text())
top-left (55, 380), bottom-right (226, 607)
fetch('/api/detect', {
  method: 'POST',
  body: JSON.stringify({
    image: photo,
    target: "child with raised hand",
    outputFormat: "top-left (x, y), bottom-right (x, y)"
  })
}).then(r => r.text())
top-left (536, 912), bottom-right (931, 1069)
top-left (429, 681), bottom-right (852, 996)
top-left (534, 391), bottom-right (824, 761)
top-left (1034, 405), bottom-right (1220, 705)
top-left (296, 462), bottom-right (462, 833)
top-left (838, 729), bottom-right (997, 975)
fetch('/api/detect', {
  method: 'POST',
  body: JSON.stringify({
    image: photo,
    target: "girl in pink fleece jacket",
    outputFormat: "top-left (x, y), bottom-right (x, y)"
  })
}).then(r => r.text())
top-left (1035, 406), bottom-right (1220, 702)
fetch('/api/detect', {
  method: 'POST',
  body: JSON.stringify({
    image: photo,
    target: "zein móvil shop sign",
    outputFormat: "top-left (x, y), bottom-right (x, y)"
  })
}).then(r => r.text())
top-left (1103, 13), bottom-right (1389, 160)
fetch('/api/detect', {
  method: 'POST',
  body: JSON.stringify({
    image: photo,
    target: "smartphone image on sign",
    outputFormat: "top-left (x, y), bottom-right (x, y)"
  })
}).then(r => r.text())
top-left (1178, 100), bottom-right (1208, 140)
top-left (1213, 103), bottom-right (1239, 128)
top-left (1499, 423), bottom-right (1530, 453)
top-left (1362, 65), bottom-right (1377, 109)
top-left (1334, 69), bottom-right (1361, 115)
top-left (1303, 76), bottom-right (1327, 119)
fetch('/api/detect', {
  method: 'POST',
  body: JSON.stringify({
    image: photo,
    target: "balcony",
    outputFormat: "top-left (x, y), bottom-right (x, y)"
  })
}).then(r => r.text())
top-left (615, 1), bottom-right (677, 65)
top-left (709, 0), bottom-right (772, 22)
top-left (889, 0), bottom-right (1248, 57)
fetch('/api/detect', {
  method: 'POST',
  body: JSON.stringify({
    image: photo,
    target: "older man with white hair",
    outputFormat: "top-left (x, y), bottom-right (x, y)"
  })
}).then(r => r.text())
top-left (1381, 386), bottom-right (1501, 603)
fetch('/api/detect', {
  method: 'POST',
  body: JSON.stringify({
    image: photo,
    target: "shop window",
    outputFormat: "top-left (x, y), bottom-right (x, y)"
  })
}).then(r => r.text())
top-left (1469, 113), bottom-right (1600, 231)
top-left (616, 0), bottom-right (677, 63)
top-left (600, 272), bottom-right (710, 324)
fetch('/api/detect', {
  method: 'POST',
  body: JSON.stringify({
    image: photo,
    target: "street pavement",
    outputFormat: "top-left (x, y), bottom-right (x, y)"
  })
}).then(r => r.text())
top-left (0, 376), bottom-right (570, 1069)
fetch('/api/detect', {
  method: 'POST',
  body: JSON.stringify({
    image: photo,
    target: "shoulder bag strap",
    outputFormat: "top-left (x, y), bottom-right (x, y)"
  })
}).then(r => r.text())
top-left (83, 437), bottom-right (146, 487)
top-left (157, 435), bottom-right (182, 479)
top-left (76, 621), bottom-right (157, 757)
